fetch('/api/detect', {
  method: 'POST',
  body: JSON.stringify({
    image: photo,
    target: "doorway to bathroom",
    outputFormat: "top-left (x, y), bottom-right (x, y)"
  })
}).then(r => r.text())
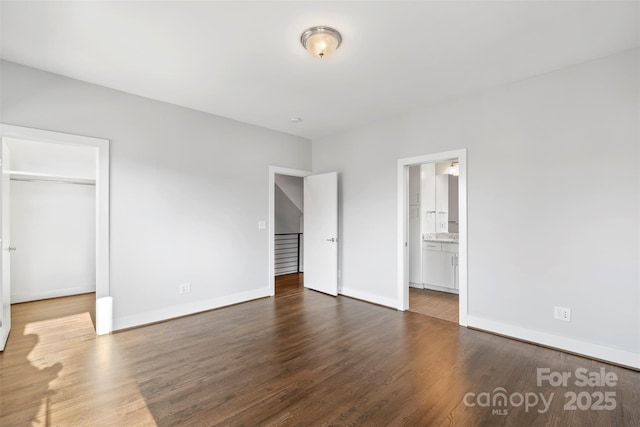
top-left (407, 160), bottom-right (459, 323)
top-left (397, 149), bottom-right (467, 326)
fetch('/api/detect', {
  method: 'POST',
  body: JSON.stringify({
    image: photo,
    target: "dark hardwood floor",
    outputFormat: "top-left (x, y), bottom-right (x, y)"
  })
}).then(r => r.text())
top-left (1, 275), bottom-right (639, 426)
top-left (409, 287), bottom-right (459, 323)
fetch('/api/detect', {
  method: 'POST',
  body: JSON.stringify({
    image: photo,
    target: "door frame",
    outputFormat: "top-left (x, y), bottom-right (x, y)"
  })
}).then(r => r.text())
top-left (396, 149), bottom-right (468, 326)
top-left (0, 124), bottom-right (111, 334)
top-left (268, 166), bottom-right (311, 296)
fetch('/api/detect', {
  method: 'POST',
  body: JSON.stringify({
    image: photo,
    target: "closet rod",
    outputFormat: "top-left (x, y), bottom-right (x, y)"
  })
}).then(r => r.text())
top-left (10, 177), bottom-right (96, 186)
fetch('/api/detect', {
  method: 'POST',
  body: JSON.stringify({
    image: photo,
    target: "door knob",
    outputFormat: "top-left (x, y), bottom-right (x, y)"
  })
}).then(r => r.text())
top-left (326, 238), bottom-right (336, 242)
top-left (8, 247), bottom-right (16, 252)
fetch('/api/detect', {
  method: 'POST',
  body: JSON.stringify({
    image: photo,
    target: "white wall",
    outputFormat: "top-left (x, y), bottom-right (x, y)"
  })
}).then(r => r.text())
top-left (7, 138), bottom-right (96, 179)
top-left (313, 50), bottom-right (640, 365)
top-left (10, 180), bottom-right (95, 302)
top-left (274, 186), bottom-right (302, 234)
top-left (275, 174), bottom-right (303, 212)
top-left (274, 175), bottom-right (303, 234)
top-left (1, 60), bottom-right (311, 329)
top-left (435, 161), bottom-right (452, 175)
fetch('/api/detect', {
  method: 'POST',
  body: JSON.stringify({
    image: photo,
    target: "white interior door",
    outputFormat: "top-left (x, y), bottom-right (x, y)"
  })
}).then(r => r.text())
top-left (1, 140), bottom-right (11, 350)
top-left (303, 172), bottom-right (338, 296)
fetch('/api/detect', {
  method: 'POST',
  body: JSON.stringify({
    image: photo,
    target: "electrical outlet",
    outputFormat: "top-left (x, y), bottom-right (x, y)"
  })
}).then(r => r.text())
top-left (554, 306), bottom-right (571, 322)
top-left (179, 282), bottom-right (191, 294)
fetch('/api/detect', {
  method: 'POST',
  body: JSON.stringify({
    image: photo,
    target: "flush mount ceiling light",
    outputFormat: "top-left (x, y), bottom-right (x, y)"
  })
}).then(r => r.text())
top-left (300, 26), bottom-right (342, 59)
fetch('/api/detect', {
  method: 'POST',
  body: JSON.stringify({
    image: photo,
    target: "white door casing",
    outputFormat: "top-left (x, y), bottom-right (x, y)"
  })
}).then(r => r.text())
top-left (0, 140), bottom-right (11, 350)
top-left (303, 172), bottom-right (338, 296)
top-left (0, 124), bottom-right (111, 336)
top-left (397, 149), bottom-right (467, 326)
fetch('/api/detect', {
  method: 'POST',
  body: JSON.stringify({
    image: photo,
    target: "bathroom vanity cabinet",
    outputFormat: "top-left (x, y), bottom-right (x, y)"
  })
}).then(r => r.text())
top-left (422, 241), bottom-right (458, 294)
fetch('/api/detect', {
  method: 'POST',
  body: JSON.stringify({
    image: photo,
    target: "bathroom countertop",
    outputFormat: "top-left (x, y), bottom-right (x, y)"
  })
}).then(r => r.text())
top-left (423, 238), bottom-right (459, 243)
top-left (423, 234), bottom-right (459, 243)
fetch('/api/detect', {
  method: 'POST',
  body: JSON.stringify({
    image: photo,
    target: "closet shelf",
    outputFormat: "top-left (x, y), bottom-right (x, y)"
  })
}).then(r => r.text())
top-left (9, 170), bottom-right (96, 185)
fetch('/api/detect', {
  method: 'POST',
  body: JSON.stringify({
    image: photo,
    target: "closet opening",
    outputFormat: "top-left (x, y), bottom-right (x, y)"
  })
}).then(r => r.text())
top-left (7, 138), bottom-right (97, 307)
top-left (0, 124), bottom-right (110, 348)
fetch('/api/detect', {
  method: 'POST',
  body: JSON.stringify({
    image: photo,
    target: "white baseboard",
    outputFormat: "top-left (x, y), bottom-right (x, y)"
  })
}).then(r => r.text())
top-left (340, 287), bottom-right (397, 309)
top-left (467, 315), bottom-right (640, 370)
top-left (11, 285), bottom-right (96, 303)
top-left (113, 288), bottom-right (270, 331)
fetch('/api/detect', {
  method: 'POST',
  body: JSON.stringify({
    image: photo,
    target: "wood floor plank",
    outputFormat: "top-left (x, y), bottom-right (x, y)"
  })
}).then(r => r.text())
top-left (409, 287), bottom-right (459, 323)
top-left (1, 274), bottom-right (638, 426)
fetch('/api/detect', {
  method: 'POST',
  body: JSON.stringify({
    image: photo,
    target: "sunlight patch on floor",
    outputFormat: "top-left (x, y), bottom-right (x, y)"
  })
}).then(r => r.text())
top-left (24, 312), bottom-right (95, 368)
top-left (21, 312), bottom-right (158, 426)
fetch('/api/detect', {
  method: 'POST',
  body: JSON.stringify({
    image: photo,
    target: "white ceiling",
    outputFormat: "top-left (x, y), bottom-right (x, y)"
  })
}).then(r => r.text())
top-left (1, 1), bottom-right (638, 140)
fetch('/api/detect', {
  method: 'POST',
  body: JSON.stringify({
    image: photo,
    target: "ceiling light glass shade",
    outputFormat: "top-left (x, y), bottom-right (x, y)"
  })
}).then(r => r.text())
top-left (449, 162), bottom-right (459, 176)
top-left (301, 26), bottom-right (342, 59)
